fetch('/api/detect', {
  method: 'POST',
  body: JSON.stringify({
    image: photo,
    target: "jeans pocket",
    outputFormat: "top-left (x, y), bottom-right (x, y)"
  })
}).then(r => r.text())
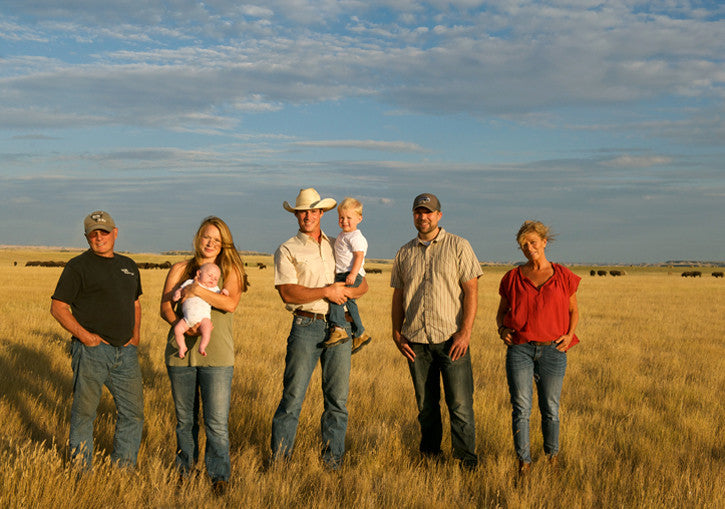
top-left (293, 316), bottom-right (314, 327)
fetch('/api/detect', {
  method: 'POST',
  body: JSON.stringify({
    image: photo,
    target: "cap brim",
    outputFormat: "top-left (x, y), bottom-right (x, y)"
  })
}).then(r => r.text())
top-left (85, 225), bottom-right (114, 234)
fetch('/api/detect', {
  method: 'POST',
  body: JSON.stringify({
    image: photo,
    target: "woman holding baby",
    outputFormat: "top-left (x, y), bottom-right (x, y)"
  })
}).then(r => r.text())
top-left (160, 216), bottom-right (247, 495)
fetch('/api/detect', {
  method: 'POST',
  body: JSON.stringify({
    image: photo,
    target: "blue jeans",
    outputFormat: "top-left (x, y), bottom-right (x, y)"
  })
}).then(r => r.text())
top-left (408, 340), bottom-right (477, 466)
top-left (506, 342), bottom-right (567, 463)
top-left (167, 365), bottom-right (233, 482)
top-left (69, 339), bottom-right (144, 469)
top-left (328, 273), bottom-right (364, 337)
top-left (271, 315), bottom-right (351, 468)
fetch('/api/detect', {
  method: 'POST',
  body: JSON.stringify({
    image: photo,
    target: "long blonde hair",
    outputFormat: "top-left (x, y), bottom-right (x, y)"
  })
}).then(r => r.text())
top-left (185, 216), bottom-right (248, 293)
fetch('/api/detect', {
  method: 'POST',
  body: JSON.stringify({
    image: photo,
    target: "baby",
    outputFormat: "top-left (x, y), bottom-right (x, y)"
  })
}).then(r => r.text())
top-left (173, 262), bottom-right (228, 358)
top-left (325, 197), bottom-right (371, 354)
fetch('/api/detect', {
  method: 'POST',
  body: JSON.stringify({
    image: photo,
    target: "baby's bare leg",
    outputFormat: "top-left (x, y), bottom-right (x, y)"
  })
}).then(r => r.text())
top-left (197, 318), bottom-right (214, 356)
top-left (174, 319), bottom-right (191, 358)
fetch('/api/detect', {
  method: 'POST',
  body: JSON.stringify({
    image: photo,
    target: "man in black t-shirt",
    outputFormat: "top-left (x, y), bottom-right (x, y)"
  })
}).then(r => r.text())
top-left (51, 211), bottom-right (144, 469)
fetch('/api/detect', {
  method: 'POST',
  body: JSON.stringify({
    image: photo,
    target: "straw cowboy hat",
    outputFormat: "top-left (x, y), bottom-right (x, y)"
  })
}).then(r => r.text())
top-left (283, 188), bottom-right (337, 213)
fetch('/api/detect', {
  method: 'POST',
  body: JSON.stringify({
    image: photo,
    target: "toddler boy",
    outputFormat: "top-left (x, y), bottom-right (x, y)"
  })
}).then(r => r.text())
top-left (325, 198), bottom-right (371, 354)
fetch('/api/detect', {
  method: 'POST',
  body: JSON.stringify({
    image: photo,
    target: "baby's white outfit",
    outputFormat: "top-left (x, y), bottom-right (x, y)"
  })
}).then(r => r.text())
top-left (179, 279), bottom-right (220, 326)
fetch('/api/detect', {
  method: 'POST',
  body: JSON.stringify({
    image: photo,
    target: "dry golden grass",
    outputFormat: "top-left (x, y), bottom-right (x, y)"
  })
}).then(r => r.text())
top-left (1, 249), bottom-right (723, 508)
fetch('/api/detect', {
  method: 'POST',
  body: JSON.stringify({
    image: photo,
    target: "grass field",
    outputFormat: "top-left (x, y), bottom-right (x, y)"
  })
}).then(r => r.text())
top-left (1, 249), bottom-right (723, 508)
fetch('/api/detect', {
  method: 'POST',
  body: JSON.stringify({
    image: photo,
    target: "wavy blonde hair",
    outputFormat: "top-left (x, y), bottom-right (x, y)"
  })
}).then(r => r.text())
top-left (516, 220), bottom-right (556, 247)
top-left (185, 216), bottom-right (248, 293)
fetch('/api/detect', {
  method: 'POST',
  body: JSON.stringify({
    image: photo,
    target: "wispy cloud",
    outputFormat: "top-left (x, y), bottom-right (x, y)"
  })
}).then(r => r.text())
top-left (602, 155), bottom-right (673, 168)
top-left (293, 139), bottom-right (427, 152)
top-left (0, 1), bottom-right (723, 261)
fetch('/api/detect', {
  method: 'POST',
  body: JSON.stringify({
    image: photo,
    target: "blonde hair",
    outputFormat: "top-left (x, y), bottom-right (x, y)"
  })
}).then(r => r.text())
top-left (516, 220), bottom-right (556, 247)
top-left (338, 197), bottom-right (363, 216)
top-left (186, 216), bottom-right (248, 293)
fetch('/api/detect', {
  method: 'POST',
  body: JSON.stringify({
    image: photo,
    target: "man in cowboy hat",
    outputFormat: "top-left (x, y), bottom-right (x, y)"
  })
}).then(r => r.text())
top-left (50, 211), bottom-right (144, 469)
top-left (271, 188), bottom-right (368, 469)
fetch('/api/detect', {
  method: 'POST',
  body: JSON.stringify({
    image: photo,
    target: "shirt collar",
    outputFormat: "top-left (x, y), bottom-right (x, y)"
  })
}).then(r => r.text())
top-left (296, 230), bottom-right (330, 244)
top-left (416, 227), bottom-right (446, 246)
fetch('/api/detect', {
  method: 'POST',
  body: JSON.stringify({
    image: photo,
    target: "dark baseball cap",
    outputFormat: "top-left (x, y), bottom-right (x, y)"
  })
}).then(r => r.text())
top-left (412, 193), bottom-right (441, 212)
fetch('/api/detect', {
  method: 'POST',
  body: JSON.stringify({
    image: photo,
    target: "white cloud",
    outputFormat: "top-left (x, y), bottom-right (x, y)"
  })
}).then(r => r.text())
top-left (603, 155), bottom-right (672, 168)
top-left (293, 139), bottom-right (427, 152)
top-left (240, 5), bottom-right (274, 18)
top-left (2, 1), bottom-right (723, 132)
top-left (0, 1), bottom-right (723, 261)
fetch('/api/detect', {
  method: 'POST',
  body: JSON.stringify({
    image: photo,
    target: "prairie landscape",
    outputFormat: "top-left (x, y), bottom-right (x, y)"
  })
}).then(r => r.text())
top-left (0, 249), bottom-right (723, 508)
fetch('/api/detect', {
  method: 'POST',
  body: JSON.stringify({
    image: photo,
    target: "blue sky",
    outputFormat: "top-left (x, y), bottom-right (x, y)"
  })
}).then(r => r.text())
top-left (1, 0), bottom-right (723, 263)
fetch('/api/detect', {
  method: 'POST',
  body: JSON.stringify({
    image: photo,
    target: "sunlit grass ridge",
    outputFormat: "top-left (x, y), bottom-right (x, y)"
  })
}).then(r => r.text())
top-left (1, 249), bottom-right (723, 508)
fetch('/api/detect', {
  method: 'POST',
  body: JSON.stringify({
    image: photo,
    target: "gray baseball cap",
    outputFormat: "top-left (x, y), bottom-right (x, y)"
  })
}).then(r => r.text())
top-left (412, 193), bottom-right (441, 212)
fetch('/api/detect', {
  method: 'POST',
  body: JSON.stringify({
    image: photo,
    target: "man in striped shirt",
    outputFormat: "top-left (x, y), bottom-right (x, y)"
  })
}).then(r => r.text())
top-left (390, 193), bottom-right (482, 470)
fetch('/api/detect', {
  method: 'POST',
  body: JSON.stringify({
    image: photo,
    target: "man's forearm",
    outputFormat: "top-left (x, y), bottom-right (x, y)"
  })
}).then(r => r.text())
top-left (391, 288), bottom-right (404, 337)
top-left (345, 277), bottom-right (368, 299)
top-left (277, 284), bottom-right (330, 304)
top-left (50, 299), bottom-right (95, 344)
top-left (132, 300), bottom-right (141, 343)
top-left (458, 278), bottom-right (479, 336)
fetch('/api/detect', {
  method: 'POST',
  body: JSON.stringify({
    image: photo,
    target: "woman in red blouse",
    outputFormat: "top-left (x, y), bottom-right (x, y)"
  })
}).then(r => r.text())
top-left (496, 221), bottom-right (580, 476)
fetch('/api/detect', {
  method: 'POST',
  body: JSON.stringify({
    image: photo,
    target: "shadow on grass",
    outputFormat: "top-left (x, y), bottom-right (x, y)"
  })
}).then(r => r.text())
top-left (1, 332), bottom-right (119, 462)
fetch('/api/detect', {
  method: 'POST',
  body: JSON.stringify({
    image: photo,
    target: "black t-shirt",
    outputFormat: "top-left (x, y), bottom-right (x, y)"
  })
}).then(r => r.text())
top-left (52, 250), bottom-right (142, 347)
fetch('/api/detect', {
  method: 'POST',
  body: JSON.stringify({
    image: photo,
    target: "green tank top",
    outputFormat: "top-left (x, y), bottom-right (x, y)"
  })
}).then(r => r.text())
top-left (165, 274), bottom-right (235, 367)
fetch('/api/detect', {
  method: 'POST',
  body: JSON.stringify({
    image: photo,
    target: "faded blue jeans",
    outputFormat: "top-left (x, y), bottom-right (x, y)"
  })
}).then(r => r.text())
top-left (506, 342), bottom-right (567, 463)
top-left (69, 339), bottom-right (144, 469)
top-left (271, 314), bottom-right (351, 468)
top-left (167, 365), bottom-right (233, 482)
top-left (408, 340), bottom-right (477, 467)
top-left (328, 273), bottom-right (364, 337)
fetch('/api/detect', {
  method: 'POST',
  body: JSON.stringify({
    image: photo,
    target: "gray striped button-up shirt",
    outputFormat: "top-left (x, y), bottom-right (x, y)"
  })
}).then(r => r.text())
top-left (391, 228), bottom-right (482, 344)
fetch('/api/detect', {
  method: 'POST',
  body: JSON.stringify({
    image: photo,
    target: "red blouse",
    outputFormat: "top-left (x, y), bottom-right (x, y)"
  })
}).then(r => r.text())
top-left (498, 263), bottom-right (580, 349)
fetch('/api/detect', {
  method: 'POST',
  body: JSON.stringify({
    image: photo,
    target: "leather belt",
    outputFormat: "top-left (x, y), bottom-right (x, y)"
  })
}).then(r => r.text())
top-left (293, 310), bottom-right (353, 322)
top-left (293, 310), bottom-right (327, 321)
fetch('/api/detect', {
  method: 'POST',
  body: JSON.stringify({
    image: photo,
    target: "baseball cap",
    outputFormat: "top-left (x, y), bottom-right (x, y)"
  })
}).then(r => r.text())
top-left (412, 193), bottom-right (441, 212)
top-left (84, 210), bottom-right (116, 235)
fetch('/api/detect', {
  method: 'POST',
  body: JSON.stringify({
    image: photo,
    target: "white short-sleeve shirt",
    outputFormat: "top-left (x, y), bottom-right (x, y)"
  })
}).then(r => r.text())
top-left (334, 229), bottom-right (368, 276)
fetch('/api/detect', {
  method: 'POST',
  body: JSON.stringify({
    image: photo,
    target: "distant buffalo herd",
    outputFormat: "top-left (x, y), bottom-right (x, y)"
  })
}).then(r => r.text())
top-left (588, 269), bottom-right (724, 278)
top-left (24, 260), bottom-right (172, 269)
top-left (590, 270), bottom-right (626, 276)
top-left (682, 270), bottom-right (724, 278)
top-left (17, 261), bottom-right (722, 278)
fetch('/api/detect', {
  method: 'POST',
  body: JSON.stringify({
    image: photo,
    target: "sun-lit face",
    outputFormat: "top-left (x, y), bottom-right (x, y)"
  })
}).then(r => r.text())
top-left (519, 232), bottom-right (548, 261)
top-left (85, 228), bottom-right (118, 258)
top-left (197, 264), bottom-right (221, 287)
top-left (413, 207), bottom-right (442, 237)
top-left (198, 224), bottom-right (222, 261)
top-left (295, 208), bottom-right (323, 235)
top-left (338, 209), bottom-right (362, 233)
